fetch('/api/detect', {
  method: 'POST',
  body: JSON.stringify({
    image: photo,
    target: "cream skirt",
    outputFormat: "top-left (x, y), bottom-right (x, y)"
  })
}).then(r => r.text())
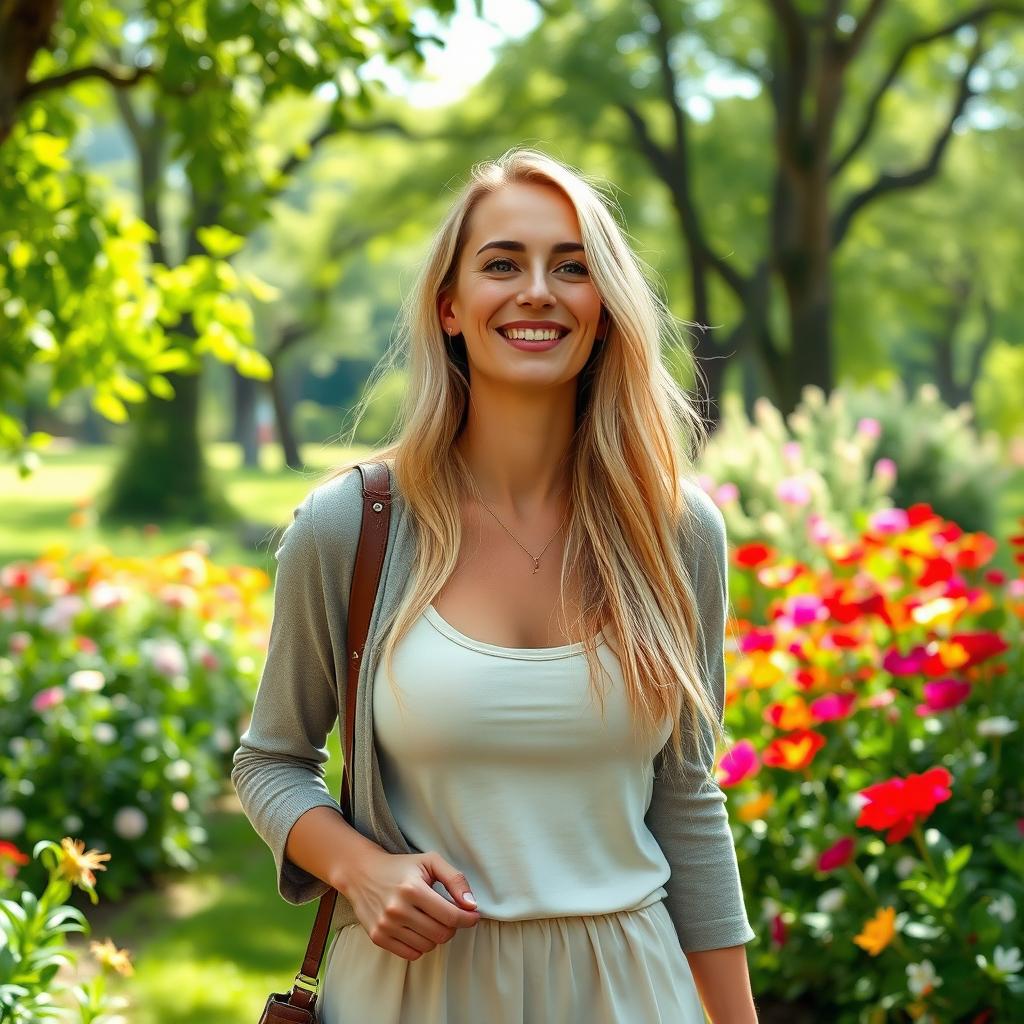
top-left (316, 899), bottom-right (706, 1024)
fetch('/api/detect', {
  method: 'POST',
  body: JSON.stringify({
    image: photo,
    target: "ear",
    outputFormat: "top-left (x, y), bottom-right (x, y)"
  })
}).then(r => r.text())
top-left (438, 292), bottom-right (458, 336)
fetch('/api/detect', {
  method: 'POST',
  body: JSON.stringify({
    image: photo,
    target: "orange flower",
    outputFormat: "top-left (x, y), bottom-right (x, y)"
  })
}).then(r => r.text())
top-left (58, 837), bottom-right (111, 888)
top-left (762, 729), bottom-right (826, 771)
top-left (737, 791), bottom-right (775, 822)
top-left (853, 906), bottom-right (896, 956)
top-left (90, 937), bottom-right (134, 977)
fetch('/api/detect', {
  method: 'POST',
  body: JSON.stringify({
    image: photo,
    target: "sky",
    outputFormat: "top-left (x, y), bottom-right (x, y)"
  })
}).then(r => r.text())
top-left (359, 0), bottom-right (542, 108)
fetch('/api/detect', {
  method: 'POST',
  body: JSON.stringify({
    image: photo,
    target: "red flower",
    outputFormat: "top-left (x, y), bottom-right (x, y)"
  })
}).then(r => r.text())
top-left (735, 543), bottom-right (774, 568)
top-left (856, 767), bottom-right (953, 844)
top-left (817, 836), bottom-right (855, 872)
top-left (948, 631), bottom-right (1009, 668)
top-left (770, 913), bottom-right (787, 947)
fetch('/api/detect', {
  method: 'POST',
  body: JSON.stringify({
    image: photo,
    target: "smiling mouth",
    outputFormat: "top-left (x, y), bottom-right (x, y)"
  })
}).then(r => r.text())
top-left (495, 327), bottom-right (571, 340)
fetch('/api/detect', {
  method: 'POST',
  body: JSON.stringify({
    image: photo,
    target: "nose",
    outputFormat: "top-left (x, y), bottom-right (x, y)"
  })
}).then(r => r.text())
top-left (517, 265), bottom-right (555, 308)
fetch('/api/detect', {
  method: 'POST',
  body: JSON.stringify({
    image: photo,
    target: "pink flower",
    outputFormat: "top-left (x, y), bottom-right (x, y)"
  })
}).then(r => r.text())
top-left (873, 457), bottom-right (897, 479)
top-left (883, 647), bottom-right (927, 676)
top-left (810, 693), bottom-right (858, 722)
top-left (869, 507), bottom-right (908, 534)
top-left (31, 686), bottom-right (65, 712)
top-left (717, 740), bottom-right (760, 787)
top-left (857, 418), bottom-right (881, 439)
top-left (200, 651), bottom-right (219, 671)
top-left (782, 441), bottom-right (802, 463)
top-left (915, 678), bottom-right (971, 717)
top-left (818, 836), bottom-right (856, 872)
top-left (8, 632), bottom-right (31, 655)
top-left (715, 482), bottom-right (739, 504)
top-left (864, 689), bottom-right (896, 709)
top-left (777, 476), bottom-right (812, 506)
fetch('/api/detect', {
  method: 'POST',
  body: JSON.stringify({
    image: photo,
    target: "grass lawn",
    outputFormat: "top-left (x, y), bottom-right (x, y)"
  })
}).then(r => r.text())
top-left (0, 441), bottom-right (367, 571)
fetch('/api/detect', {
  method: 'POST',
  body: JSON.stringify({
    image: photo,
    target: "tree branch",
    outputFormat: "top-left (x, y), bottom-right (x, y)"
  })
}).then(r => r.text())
top-left (17, 63), bottom-right (153, 102)
top-left (832, 2), bottom-right (1024, 176)
top-left (832, 33), bottom-right (985, 247)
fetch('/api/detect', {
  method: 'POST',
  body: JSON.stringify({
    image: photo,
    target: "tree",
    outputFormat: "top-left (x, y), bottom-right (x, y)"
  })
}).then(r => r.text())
top-left (1, 0), bottom-right (462, 512)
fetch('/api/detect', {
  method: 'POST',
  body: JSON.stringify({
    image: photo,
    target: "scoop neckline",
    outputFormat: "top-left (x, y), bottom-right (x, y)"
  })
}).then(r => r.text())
top-left (424, 604), bottom-right (604, 661)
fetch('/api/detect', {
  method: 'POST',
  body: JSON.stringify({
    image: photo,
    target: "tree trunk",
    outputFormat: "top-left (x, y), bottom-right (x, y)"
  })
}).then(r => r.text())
top-left (233, 369), bottom-right (260, 468)
top-left (0, 0), bottom-right (60, 146)
top-left (100, 363), bottom-right (235, 523)
top-left (267, 366), bottom-right (301, 471)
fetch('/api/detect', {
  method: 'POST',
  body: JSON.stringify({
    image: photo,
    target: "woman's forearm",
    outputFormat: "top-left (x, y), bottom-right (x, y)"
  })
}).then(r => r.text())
top-left (685, 943), bottom-right (758, 1023)
top-left (284, 804), bottom-right (385, 895)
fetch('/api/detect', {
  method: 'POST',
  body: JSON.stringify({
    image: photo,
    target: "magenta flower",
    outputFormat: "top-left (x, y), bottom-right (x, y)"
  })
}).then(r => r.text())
top-left (717, 740), bottom-right (760, 787)
top-left (915, 678), bottom-right (971, 716)
top-left (810, 693), bottom-right (858, 722)
top-left (715, 482), bottom-right (739, 504)
top-left (883, 646), bottom-right (928, 676)
top-left (857, 418), bottom-right (881, 439)
top-left (873, 457), bottom-right (897, 479)
top-left (784, 593), bottom-right (826, 627)
top-left (817, 836), bottom-right (856, 872)
top-left (740, 629), bottom-right (776, 653)
top-left (31, 686), bottom-right (65, 712)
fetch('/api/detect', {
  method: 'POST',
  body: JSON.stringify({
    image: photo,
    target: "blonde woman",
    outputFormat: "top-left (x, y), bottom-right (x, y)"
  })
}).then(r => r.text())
top-left (233, 147), bottom-right (758, 1023)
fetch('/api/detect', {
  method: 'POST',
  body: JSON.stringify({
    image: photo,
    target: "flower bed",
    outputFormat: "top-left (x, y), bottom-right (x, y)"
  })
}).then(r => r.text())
top-left (0, 544), bottom-right (269, 896)
top-left (720, 505), bottom-right (1024, 1022)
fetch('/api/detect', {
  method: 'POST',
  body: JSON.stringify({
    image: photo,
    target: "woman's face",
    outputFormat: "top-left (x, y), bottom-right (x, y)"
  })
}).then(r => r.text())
top-left (439, 182), bottom-right (608, 392)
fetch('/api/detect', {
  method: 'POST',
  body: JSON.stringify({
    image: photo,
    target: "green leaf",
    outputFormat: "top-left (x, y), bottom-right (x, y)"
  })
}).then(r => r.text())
top-left (92, 392), bottom-right (128, 423)
top-left (196, 225), bottom-right (246, 258)
top-left (235, 346), bottom-right (273, 380)
top-left (944, 843), bottom-right (973, 875)
top-left (111, 373), bottom-right (147, 403)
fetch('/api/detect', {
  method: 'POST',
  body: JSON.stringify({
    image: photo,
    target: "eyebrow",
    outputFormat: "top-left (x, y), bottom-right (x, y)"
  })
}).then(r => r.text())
top-left (475, 240), bottom-right (585, 256)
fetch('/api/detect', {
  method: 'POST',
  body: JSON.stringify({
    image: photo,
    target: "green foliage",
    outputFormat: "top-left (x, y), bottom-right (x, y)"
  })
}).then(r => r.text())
top-left (0, 839), bottom-right (130, 1023)
top-left (0, 548), bottom-right (268, 896)
top-left (353, 367), bottom-right (409, 446)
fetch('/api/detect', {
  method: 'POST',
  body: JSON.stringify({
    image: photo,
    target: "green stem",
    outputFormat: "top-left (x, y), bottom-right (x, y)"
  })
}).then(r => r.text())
top-left (911, 824), bottom-right (939, 878)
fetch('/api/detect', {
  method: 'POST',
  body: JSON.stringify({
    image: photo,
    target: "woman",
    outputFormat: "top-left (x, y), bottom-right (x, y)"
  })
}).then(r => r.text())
top-left (232, 148), bottom-right (758, 1023)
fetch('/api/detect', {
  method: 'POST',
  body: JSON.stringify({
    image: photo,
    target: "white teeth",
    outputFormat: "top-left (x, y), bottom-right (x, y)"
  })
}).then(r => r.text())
top-left (499, 327), bottom-right (565, 341)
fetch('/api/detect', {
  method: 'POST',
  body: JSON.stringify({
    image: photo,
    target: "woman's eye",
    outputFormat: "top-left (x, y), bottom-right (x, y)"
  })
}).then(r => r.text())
top-left (484, 258), bottom-right (517, 272)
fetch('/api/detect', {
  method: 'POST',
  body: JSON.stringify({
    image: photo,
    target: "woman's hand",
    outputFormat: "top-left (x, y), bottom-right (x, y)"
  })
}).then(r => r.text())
top-left (341, 848), bottom-right (481, 961)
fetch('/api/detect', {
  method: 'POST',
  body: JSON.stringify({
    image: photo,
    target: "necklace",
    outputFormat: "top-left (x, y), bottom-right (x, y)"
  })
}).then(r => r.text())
top-left (467, 476), bottom-right (570, 575)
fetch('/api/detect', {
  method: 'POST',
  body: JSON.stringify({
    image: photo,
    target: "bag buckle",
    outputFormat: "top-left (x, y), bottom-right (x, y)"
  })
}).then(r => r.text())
top-left (293, 972), bottom-right (319, 994)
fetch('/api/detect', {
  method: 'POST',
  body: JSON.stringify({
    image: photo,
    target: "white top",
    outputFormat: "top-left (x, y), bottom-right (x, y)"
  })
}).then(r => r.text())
top-left (372, 603), bottom-right (674, 921)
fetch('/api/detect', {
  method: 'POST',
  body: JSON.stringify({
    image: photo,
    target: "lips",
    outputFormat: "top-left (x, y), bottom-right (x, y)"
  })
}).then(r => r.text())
top-left (495, 326), bottom-right (571, 339)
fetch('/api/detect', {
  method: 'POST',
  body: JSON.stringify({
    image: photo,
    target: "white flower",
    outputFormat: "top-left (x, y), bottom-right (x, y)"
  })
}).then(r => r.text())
top-left (142, 638), bottom-right (187, 679)
top-left (38, 595), bottom-right (85, 634)
top-left (761, 897), bottom-right (781, 921)
top-left (170, 791), bottom-right (190, 813)
top-left (977, 717), bottom-right (1018, 738)
top-left (895, 856), bottom-right (918, 880)
top-left (816, 888), bottom-right (846, 914)
top-left (165, 759), bottom-right (191, 782)
top-left (792, 842), bottom-right (817, 871)
top-left (213, 726), bottom-right (235, 753)
top-left (68, 669), bottom-right (106, 693)
top-left (907, 959), bottom-right (942, 997)
top-left (989, 894), bottom-right (1016, 924)
top-left (92, 722), bottom-right (117, 745)
top-left (0, 807), bottom-right (26, 836)
top-left (993, 946), bottom-right (1023, 976)
top-left (63, 814), bottom-right (83, 833)
top-left (133, 717), bottom-right (160, 739)
top-left (88, 581), bottom-right (132, 610)
top-left (113, 806), bottom-right (147, 841)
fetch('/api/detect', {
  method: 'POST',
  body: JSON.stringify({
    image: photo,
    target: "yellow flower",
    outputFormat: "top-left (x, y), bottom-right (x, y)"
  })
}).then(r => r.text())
top-left (853, 906), bottom-right (896, 956)
top-left (90, 937), bottom-right (134, 977)
top-left (738, 791), bottom-right (775, 822)
top-left (58, 837), bottom-right (111, 888)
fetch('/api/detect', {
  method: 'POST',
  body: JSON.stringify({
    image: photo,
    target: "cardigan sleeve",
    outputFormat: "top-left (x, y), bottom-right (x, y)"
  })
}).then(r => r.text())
top-left (645, 483), bottom-right (756, 952)
top-left (230, 489), bottom-right (344, 906)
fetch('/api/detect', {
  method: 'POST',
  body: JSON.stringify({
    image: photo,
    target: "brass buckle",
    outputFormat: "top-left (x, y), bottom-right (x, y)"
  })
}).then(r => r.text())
top-left (293, 972), bottom-right (319, 994)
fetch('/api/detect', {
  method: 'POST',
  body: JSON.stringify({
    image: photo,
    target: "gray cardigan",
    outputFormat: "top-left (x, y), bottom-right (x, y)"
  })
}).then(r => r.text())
top-left (231, 465), bottom-right (756, 953)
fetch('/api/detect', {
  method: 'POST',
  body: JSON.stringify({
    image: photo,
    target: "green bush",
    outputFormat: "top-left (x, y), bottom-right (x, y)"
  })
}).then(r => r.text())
top-left (698, 384), bottom-right (1010, 565)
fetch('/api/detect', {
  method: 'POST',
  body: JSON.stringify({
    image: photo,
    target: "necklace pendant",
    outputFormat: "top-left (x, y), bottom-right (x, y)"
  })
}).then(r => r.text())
top-left (532, 559), bottom-right (540, 574)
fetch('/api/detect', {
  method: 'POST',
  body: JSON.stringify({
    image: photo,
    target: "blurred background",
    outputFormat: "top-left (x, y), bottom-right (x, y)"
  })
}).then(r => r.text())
top-left (1, 2), bottom-right (1022, 1022)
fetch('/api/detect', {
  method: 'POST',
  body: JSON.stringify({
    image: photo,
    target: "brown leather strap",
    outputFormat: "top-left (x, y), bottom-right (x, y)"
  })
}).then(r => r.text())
top-left (285, 461), bottom-right (392, 1012)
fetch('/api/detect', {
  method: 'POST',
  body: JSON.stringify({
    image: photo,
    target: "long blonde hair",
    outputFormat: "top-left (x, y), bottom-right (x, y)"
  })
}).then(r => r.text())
top-left (319, 146), bottom-right (726, 778)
